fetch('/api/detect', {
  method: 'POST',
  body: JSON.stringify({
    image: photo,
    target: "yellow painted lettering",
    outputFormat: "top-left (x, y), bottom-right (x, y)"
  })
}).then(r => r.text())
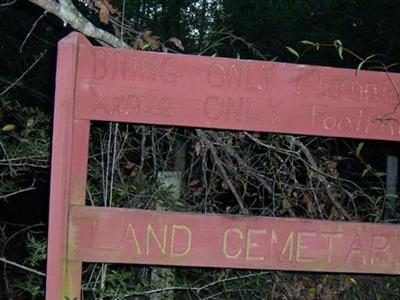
top-left (146, 224), bottom-right (167, 255)
top-left (321, 232), bottom-right (343, 263)
top-left (271, 230), bottom-right (294, 262)
top-left (246, 229), bottom-right (266, 260)
top-left (369, 234), bottom-right (390, 264)
top-left (296, 231), bottom-right (316, 263)
top-left (170, 224), bottom-right (192, 257)
top-left (223, 227), bottom-right (243, 259)
top-left (119, 224), bottom-right (141, 255)
top-left (345, 234), bottom-right (367, 265)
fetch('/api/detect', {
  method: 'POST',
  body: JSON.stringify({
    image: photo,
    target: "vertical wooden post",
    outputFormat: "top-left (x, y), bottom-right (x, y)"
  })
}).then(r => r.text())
top-left (46, 33), bottom-right (90, 300)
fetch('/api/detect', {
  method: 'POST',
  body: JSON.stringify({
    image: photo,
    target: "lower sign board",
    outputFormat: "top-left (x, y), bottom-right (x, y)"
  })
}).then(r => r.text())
top-left (70, 206), bottom-right (400, 274)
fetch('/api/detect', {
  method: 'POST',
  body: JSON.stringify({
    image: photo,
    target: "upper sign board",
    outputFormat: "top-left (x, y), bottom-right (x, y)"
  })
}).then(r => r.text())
top-left (74, 46), bottom-right (400, 141)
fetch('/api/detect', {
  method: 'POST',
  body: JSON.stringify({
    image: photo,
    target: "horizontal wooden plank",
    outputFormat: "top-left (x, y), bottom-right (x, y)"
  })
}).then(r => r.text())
top-left (69, 206), bottom-right (400, 274)
top-left (74, 45), bottom-right (400, 141)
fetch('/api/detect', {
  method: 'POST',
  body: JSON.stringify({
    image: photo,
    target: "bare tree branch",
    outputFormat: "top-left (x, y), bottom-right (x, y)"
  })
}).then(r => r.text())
top-left (0, 256), bottom-right (46, 277)
top-left (0, 0), bottom-right (17, 7)
top-left (94, 271), bottom-right (271, 298)
top-left (197, 129), bottom-right (249, 215)
top-left (1, 50), bottom-right (46, 96)
top-left (19, 13), bottom-right (46, 53)
top-left (28, 0), bottom-right (129, 48)
top-left (286, 136), bottom-right (352, 220)
top-left (0, 181), bottom-right (36, 200)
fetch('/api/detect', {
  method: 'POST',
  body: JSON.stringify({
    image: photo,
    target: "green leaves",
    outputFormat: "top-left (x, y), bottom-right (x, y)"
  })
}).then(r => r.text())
top-left (356, 142), bottom-right (364, 156)
top-left (300, 40), bottom-right (319, 50)
top-left (300, 40), bottom-right (316, 46)
top-left (334, 39), bottom-right (343, 60)
top-left (285, 46), bottom-right (299, 58)
top-left (2, 124), bottom-right (16, 132)
top-left (298, 39), bottom-right (343, 59)
top-left (362, 165), bottom-right (371, 177)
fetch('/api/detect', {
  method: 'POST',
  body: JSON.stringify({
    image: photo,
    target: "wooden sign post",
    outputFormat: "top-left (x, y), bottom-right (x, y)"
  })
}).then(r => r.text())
top-left (47, 32), bottom-right (400, 299)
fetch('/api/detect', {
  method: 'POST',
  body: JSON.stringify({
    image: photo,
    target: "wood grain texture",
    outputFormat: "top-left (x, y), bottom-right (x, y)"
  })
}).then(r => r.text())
top-left (74, 45), bottom-right (400, 141)
top-left (46, 33), bottom-right (91, 300)
top-left (69, 206), bottom-right (400, 274)
top-left (46, 33), bottom-right (77, 300)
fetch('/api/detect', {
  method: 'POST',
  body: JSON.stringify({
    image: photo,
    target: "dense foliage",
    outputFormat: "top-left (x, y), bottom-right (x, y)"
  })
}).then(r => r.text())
top-left (1, 1), bottom-right (400, 299)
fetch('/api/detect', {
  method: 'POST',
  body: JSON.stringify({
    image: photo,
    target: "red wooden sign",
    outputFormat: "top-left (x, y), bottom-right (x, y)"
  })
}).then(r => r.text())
top-left (47, 32), bottom-right (400, 300)
top-left (75, 39), bottom-right (400, 141)
top-left (70, 206), bottom-right (400, 274)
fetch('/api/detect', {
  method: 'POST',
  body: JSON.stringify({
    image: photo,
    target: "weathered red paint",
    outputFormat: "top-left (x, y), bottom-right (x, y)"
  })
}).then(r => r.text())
top-left (69, 206), bottom-right (400, 274)
top-left (74, 44), bottom-right (400, 141)
top-left (46, 33), bottom-right (91, 300)
top-left (47, 32), bottom-right (400, 299)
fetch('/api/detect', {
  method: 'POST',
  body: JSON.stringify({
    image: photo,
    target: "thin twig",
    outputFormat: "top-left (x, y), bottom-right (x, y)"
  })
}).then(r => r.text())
top-left (0, 182), bottom-right (36, 200)
top-left (19, 13), bottom-right (45, 53)
top-left (197, 129), bottom-right (248, 214)
top-left (120, 0), bottom-right (126, 40)
top-left (1, 50), bottom-right (47, 96)
top-left (0, 257), bottom-right (45, 277)
top-left (286, 136), bottom-right (352, 220)
top-left (109, 123), bottom-right (119, 206)
top-left (138, 126), bottom-right (147, 176)
top-left (0, 0), bottom-right (17, 7)
top-left (0, 141), bottom-right (13, 175)
top-left (111, 271), bottom-right (270, 298)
